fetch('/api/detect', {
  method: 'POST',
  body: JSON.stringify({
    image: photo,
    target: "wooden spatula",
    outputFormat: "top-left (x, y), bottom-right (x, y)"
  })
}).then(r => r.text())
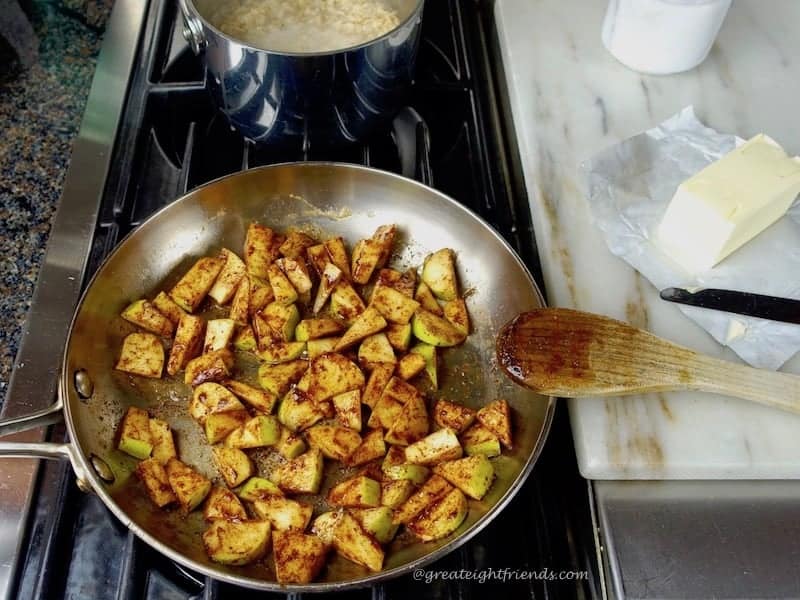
top-left (496, 308), bottom-right (800, 415)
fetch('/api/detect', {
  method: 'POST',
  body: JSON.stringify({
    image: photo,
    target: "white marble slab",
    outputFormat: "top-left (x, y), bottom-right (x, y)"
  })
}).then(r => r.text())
top-left (495, 0), bottom-right (800, 478)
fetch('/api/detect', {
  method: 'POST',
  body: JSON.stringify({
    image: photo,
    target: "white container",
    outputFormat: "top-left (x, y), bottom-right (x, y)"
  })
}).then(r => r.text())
top-left (602, 0), bottom-right (732, 75)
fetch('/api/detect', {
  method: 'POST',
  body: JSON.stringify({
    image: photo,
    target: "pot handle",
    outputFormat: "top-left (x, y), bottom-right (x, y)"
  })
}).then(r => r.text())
top-left (178, 0), bottom-right (206, 55)
top-left (0, 398), bottom-right (90, 487)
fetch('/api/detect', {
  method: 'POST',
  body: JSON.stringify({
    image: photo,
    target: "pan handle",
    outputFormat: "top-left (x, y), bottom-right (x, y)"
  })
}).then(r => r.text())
top-left (0, 398), bottom-right (91, 488)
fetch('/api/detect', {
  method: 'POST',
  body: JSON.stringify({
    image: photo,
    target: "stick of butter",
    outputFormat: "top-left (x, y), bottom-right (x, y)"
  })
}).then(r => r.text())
top-left (657, 134), bottom-right (800, 272)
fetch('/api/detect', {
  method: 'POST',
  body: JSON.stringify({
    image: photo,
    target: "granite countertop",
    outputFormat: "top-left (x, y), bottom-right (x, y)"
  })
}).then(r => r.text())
top-left (0, 0), bottom-right (110, 405)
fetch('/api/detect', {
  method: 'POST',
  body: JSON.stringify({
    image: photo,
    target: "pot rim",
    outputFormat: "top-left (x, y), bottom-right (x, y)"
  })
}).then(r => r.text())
top-left (186, 0), bottom-right (425, 57)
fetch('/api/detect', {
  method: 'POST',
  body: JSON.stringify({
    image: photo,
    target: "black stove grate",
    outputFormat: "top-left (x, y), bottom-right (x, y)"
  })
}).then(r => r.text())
top-left (12, 1), bottom-right (599, 598)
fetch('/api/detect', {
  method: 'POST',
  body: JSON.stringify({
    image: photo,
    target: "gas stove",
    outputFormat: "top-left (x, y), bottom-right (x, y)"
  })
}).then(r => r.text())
top-left (0, 1), bottom-right (600, 598)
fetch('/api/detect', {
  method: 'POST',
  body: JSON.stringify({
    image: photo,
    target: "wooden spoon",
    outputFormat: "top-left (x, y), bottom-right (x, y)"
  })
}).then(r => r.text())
top-left (496, 308), bottom-right (800, 415)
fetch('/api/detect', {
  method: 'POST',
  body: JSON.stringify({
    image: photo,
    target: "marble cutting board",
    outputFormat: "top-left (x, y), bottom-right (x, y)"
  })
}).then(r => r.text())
top-left (494, 0), bottom-right (800, 478)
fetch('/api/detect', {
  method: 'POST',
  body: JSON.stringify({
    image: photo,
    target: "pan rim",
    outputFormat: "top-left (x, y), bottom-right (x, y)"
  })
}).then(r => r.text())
top-left (60, 161), bottom-right (556, 592)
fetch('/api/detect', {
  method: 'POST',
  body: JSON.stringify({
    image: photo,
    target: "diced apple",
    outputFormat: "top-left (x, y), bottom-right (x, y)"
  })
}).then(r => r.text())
top-left (249, 275), bottom-right (275, 317)
top-left (229, 275), bottom-right (250, 325)
top-left (373, 268), bottom-right (416, 299)
top-left (257, 360), bottom-right (308, 396)
top-left (237, 477), bottom-right (283, 502)
top-left (244, 223), bottom-right (277, 279)
top-left (396, 352), bottom-right (426, 381)
top-left (414, 281), bottom-right (444, 315)
top-left (212, 446), bottom-right (253, 487)
top-left (324, 237), bottom-right (352, 281)
top-left (381, 479), bottom-right (416, 508)
top-left (233, 325), bottom-right (257, 352)
top-left (152, 291), bottom-right (186, 326)
top-left (371, 224), bottom-right (396, 269)
top-left (327, 475), bottom-right (381, 508)
top-left (203, 318), bottom-right (235, 353)
top-left (169, 256), bottom-right (225, 313)
top-left (410, 343), bottom-right (437, 388)
top-left (357, 333), bottom-right (395, 371)
top-left (184, 348), bottom-right (234, 386)
top-left (305, 425), bottom-right (362, 461)
top-left (405, 428), bottom-right (463, 465)
top-left (384, 393), bottom-right (429, 446)
top-left (433, 399), bottom-right (475, 433)
top-left (256, 341), bottom-right (306, 365)
top-left (332, 389), bottom-right (361, 431)
top-left (166, 314), bottom-right (204, 376)
top-left (333, 512), bottom-right (384, 572)
top-left (351, 238), bottom-right (383, 284)
top-left (276, 257), bottom-right (312, 295)
top-left (366, 394), bottom-right (403, 431)
top-left (460, 423), bottom-right (502, 458)
top-left (411, 309), bottom-right (466, 347)
top-left (208, 248), bottom-right (246, 305)
top-left (117, 406), bottom-right (153, 459)
top-left (371, 286), bottom-right (420, 325)
top-left (166, 458), bottom-right (212, 512)
top-left (203, 519), bottom-right (271, 566)
top-left (306, 243), bottom-right (332, 276)
top-left (443, 298), bottom-right (469, 336)
top-left (149, 418), bottom-right (177, 464)
top-left (205, 410), bottom-right (249, 444)
top-left (258, 302), bottom-right (301, 344)
top-left (345, 429), bottom-right (387, 467)
top-left (351, 507), bottom-right (399, 544)
top-left (295, 318), bottom-right (343, 341)
top-left (252, 496), bottom-right (313, 531)
top-left (223, 379), bottom-right (278, 414)
top-left (190, 382), bottom-right (245, 424)
top-left (277, 388), bottom-right (326, 432)
top-left (279, 230), bottom-right (318, 259)
top-left (407, 487), bottom-right (468, 541)
top-left (276, 426), bottom-right (308, 459)
top-left (121, 299), bottom-right (174, 337)
top-left (393, 474), bottom-right (452, 524)
top-left (385, 323), bottom-right (412, 352)
top-left (312, 262), bottom-right (343, 314)
top-left (382, 447), bottom-right (430, 484)
top-left (335, 307), bottom-right (387, 352)
top-left (267, 263), bottom-right (298, 306)
top-left (433, 455), bottom-right (494, 500)
top-left (421, 248), bottom-right (458, 301)
top-left (476, 399), bottom-right (513, 449)
top-left (304, 352), bottom-right (365, 404)
top-left (305, 337), bottom-right (339, 359)
top-left (272, 448), bottom-right (324, 494)
top-left (273, 529), bottom-right (329, 584)
top-left (312, 510), bottom-right (345, 545)
top-left (362, 363), bottom-right (394, 409)
top-left (204, 485), bottom-right (247, 521)
top-left (136, 458), bottom-right (176, 507)
top-left (225, 415), bottom-right (281, 449)
top-left (116, 332), bottom-right (164, 379)
top-left (330, 281), bottom-right (366, 325)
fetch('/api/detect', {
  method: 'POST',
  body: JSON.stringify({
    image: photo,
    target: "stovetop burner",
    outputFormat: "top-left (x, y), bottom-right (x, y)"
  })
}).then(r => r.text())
top-left (7, 1), bottom-right (599, 598)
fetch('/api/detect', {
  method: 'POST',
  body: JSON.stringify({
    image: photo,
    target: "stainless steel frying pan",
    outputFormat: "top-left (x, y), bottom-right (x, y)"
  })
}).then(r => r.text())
top-left (0, 163), bottom-right (554, 592)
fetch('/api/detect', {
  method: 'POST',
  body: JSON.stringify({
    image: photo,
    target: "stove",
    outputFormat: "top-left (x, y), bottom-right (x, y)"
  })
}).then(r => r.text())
top-left (0, 1), bottom-right (601, 598)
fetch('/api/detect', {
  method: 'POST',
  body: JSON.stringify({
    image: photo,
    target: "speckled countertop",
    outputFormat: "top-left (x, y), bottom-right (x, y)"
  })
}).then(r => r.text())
top-left (0, 0), bottom-right (111, 405)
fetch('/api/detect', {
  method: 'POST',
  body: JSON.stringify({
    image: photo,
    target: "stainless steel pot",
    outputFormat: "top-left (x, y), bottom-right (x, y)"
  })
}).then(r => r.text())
top-left (0, 163), bottom-right (555, 591)
top-left (178, 0), bottom-right (424, 146)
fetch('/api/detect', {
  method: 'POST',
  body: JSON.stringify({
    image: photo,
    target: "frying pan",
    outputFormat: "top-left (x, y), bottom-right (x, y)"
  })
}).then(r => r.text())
top-left (0, 163), bottom-right (554, 591)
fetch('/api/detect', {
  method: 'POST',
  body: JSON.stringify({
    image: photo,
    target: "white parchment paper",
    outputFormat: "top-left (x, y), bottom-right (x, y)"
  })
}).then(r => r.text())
top-left (583, 106), bottom-right (800, 370)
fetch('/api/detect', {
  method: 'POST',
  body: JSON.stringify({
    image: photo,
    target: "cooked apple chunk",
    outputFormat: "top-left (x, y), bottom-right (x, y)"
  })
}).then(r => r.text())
top-left (304, 352), bottom-right (365, 404)
top-left (208, 248), bottom-right (246, 305)
top-left (223, 379), bottom-right (277, 414)
top-left (351, 238), bottom-right (384, 285)
top-left (335, 307), bottom-right (387, 352)
top-left (295, 318), bottom-right (343, 341)
top-left (237, 477), bottom-right (283, 502)
top-left (203, 519), bottom-right (271, 566)
top-left (203, 318), bottom-right (235, 353)
top-left (276, 257), bottom-right (313, 295)
top-left (117, 406), bottom-right (153, 459)
top-left (405, 428), bottom-right (463, 465)
top-left (382, 446), bottom-right (429, 484)
top-left (433, 399), bottom-right (475, 433)
top-left (272, 448), bottom-right (324, 494)
top-left (252, 496), bottom-right (314, 531)
top-left (184, 348), bottom-right (234, 386)
top-left (148, 418), bottom-right (177, 464)
top-left (306, 243), bottom-right (332, 276)
top-left (381, 479), bottom-right (416, 508)
top-left (330, 281), bottom-right (366, 325)
top-left (371, 224), bottom-right (396, 268)
top-left (371, 286), bottom-right (420, 325)
top-left (244, 223), bottom-right (277, 279)
top-left (279, 230), bottom-right (318, 259)
top-left (257, 360), bottom-right (308, 396)
top-left (165, 458), bottom-right (212, 512)
top-left (384, 393), bottom-right (428, 446)
top-left (351, 506), bottom-right (399, 544)
top-left (277, 388), bottom-right (326, 432)
top-left (385, 322), bottom-right (412, 352)
top-left (407, 487), bottom-right (468, 541)
top-left (229, 275), bottom-right (250, 325)
top-left (332, 389), bottom-right (361, 431)
top-left (267, 263), bottom-right (298, 306)
top-left (190, 382), bottom-right (245, 424)
top-left (459, 423), bottom-right (501, 458)
top-left (411, 309), bottom-right (466, 347)
top-left (357, 333), bottom-right (395, 371)
top-left (414, 281), bottom-right (444, 315)
top-left (421, 248), bottom-right (458, 301)
top-left (373, 268), bottom-right (416, 299)
top-left (225, 415), bottom-right (281, 449)
top-left (393, 474), bottom-right (452, 525)
top-left (212, 446), bottom-right (253, 487)
top-left (410, 343), bottom-right (437, 388)
top-left (166, 314), bottom-right (204, 376)
top-left (276, 426), bottom-right (308, 459)
top-left (306, 425), bottom-right (362, 461)
top-left (152, 291), bottom-right (185, 326)
top-left (169, 256), bottom-right (225, 313)
top-left (476, 399), bottom-right (513, 449)
top-left (433, 455), bottom-right (494, 500)
top-left (204, 485), bottom-right (247, 521)
top-left (333, 512), bottom-right (384, 572)
top-left (366, 393), bottom-right (403, 431)
top-left (324, 237), bottom-right (352, 281)
top-left (443, 298), bottom-right (469, 336)
top-left (116, 332), bottom-right (164, 379)
top-left (136, 458), bottom-right (176, 507)
top-left (312, 510), bottom-right (345, 545)
top-left (361, 363), bottom-right (394, 409)
top-left (312, 262), bottom-right (343, 314)
top-left (257, 302), bottom-right (301, 344)
top-left (206, 411), bottom-right (249, 444)
top-left (121, 299), bottom-right (174, 337)
top-left (327, 475), bottom-right (381, 508)
top-left (396, 352), bottom-right (426, 381)
top-left (345, 429), bottom-right (386, 467)
top-left (273, 529), bottom-right (329, 584)
top-left (249, 275), bottom-right (274, 317)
